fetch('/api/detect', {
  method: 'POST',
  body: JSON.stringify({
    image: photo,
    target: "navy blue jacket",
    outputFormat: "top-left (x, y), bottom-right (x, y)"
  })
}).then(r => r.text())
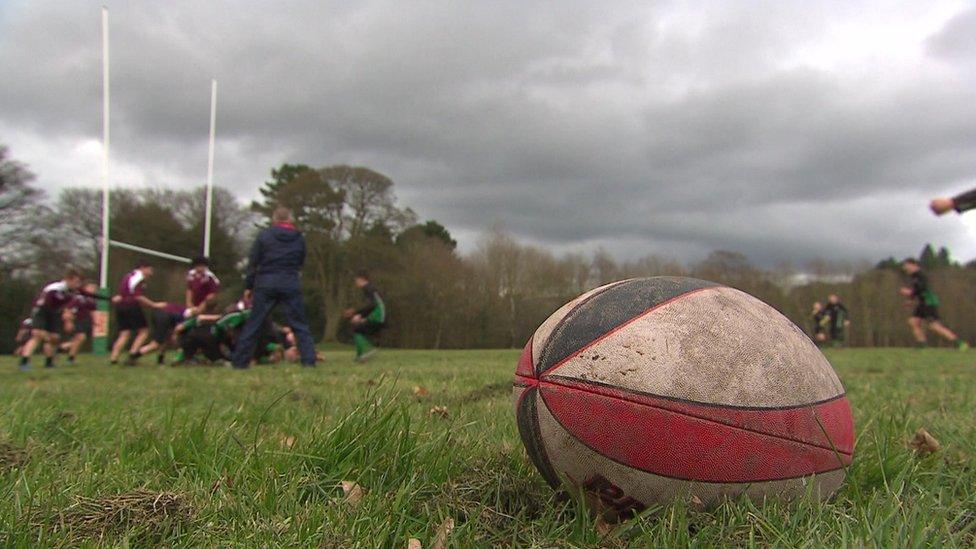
top-left (244, 223), bottom-right (306, 290)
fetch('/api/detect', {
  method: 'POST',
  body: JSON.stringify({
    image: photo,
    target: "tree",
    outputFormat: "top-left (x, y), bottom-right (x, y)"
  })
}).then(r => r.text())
top-left (919, 243), bottom-right (937, 269)
top-left (250, 163), bottom-right (313, 220)
top-left (0, 145), bottom-right (44, 273)
top-left (396, 220), bottom-right (457, 250)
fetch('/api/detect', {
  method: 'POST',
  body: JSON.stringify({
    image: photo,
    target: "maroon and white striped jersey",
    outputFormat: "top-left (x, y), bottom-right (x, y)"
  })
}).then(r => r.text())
top-left (117, 269), bottom-right (147, 306)
top-left (33, 280), bottom-right (75, 310)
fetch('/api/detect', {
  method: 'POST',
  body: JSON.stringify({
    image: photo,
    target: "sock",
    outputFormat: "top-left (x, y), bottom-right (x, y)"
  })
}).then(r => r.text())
top-left (353, 333), bottom-right (369, 357)
top-left (157, 353), bottom-right (165, 364)
top-left (68, 356), bottom-right (75, 364)
top-left (19, 356), bottom-right (28, 366)
top-left (174, 350), bottom-right (184, 362)
top-left (45, 356), bottom-right (54, 367)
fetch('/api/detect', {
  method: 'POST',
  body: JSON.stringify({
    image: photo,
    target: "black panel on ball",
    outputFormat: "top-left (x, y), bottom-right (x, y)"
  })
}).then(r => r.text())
top-left (535, 277), bottom-right (720, 376)
top-left (515, 386), bottom-right (563, 489)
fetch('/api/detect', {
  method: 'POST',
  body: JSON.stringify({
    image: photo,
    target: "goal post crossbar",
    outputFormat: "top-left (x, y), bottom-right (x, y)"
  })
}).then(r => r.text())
top-left (108, 240), bottom-right (193, 264)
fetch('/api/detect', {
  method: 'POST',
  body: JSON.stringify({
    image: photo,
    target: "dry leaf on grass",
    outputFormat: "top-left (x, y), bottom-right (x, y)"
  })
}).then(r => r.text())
top-left (280, 435), bottom-right (296, 448)
top-left (341, 481), bottom-right (364, 506)
top-left (909, 428), bottom-right (940, 455)
top-left (412, 385), bottom-right (430, 399)
top-left (432, 517), bottom-right (455, 549)
top-left (407, 538), bottom-right (423, 549)
top-left (211, 474), bottom-right (234, 495)
top-left (428, 406), bottom-right (449, 419)
top-left (594, 515), bottom-right (614, 536)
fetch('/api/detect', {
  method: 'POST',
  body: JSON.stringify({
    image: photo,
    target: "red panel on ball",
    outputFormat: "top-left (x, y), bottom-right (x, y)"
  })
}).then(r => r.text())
top-left (515, 338), bottom-right (535, 379)
top-left (539, 381), bottom-right (853, 483)
top-left (544, 376), bottom-right (854, 454)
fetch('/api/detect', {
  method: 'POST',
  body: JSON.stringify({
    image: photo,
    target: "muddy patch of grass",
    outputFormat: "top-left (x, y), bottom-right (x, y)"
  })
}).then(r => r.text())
top-left (41, 490), bottom-right (195, 542)
top-left (0, 440), bottom-right (28, 472)
top-left (452, 382), bottom-right (511, 405)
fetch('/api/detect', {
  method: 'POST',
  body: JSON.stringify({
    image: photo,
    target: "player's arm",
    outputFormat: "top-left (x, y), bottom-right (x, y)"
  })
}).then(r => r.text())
top-left (185, 288), bottom-right (193, 308)
top-left (135, 295), bottom-right (164, 309)
top-left (244, 237), bottom-right (263, 291)
top-left (79, 288), bottom-right (110, 300)
top-left (931, 187), bottom-right (976, 215)
top-left (202, 290), bottom-right (218, 309)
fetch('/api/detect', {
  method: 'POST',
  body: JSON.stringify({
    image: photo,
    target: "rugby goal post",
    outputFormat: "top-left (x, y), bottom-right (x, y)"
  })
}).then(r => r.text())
top-left (93, 8), bottom-right (218, 354)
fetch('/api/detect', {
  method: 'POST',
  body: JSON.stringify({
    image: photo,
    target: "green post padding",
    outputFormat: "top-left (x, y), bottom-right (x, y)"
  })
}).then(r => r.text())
top-left (92, 286), bottom-right (110, 355)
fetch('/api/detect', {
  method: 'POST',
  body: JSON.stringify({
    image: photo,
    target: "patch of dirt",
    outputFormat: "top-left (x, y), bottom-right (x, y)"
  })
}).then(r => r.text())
top-left (288, 390), bottom-right (321, 406)
top-left (41, 490), bottom-right (194, 542)
top-left (452, 382), bottom-right (511, 405)
top-left (0, 441), bottom-right (28, 472)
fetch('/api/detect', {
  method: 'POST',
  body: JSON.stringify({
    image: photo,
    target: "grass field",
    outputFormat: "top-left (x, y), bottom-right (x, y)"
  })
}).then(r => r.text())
top-left (0, 347), bottom-right (974, 547)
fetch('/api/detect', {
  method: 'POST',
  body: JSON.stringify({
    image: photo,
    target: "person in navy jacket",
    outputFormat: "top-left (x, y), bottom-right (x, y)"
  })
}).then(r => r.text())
top-left (231, 206), bottom-right (317, 368)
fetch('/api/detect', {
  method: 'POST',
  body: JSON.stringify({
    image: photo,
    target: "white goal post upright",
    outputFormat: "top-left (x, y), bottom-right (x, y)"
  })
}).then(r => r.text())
top-left (100, 6), bottom-right (111, 289)
top-left (94, 6), bottom-right (111, 355)
top-left (203, 78), bottom-right (217, 258)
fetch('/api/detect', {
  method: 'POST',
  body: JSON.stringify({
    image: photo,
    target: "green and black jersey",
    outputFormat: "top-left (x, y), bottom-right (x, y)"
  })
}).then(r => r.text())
top-left (212, 310), bottom-right (251, 341)
top-left (178, 309), bottom-right (251, 341)
top-left (909, 271), bottom-right (939, 307)
top-left (823, 302), bottom-right (850, 330)
top-left (356, 283), bottom-right (386, 324)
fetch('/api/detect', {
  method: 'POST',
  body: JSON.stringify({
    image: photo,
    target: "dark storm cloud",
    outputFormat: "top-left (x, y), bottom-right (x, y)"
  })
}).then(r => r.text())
top-left (2, 0), bottom-right (975, 266)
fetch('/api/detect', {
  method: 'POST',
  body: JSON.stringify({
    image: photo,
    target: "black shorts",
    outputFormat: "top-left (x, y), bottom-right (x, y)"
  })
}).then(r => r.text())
top-left (913, 304), bottom-right (940, 321)
top-left (151, 310), bottom-right (183, 344)
top-left (116, 304), bottom-right (148, 331)
top-left (31, 306), bottom-right (61, 333)
top-left (354, 321), bottom-right (386, 336)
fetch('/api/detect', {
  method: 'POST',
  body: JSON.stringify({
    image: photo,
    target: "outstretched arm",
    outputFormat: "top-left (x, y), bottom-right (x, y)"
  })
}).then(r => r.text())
top-left (931, 187), bottom-right (976, 215)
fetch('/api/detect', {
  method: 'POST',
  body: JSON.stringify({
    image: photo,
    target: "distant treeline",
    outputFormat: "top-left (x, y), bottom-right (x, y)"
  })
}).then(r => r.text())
top-left (2, 146), bottom-right (975, 352)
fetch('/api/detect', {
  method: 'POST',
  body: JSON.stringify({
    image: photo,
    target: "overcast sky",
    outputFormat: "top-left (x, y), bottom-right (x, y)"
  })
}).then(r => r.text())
top-left (2, 1), bottom-right (976, 266)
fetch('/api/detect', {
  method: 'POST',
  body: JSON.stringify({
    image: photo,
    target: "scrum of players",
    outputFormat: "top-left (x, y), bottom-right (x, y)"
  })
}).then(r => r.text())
top-left (13, 255), bottom-right (365, 371)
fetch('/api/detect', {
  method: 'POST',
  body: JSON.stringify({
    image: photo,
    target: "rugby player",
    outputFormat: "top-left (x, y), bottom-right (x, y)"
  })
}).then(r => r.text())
top-left (60, 282), bottom-right (99, 364)
top-left (13, 318), bottom-right (32, 356)
top-left (900, 258), bottom-right (969, 349)
top-left (810, 301), bottom-right (828, 343)
top-left (128, 302), bottom-right (191, 365)
top-left (18, 270), bottom-right (84, 371)
top-left (186, 256), bottom-right (220, 315)
top-left (823, 294), bottom-right (851, 347)
top-left (345, 270), bottom-right (387, 363)
top-left (110, 263), bottom-right (166, 365)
